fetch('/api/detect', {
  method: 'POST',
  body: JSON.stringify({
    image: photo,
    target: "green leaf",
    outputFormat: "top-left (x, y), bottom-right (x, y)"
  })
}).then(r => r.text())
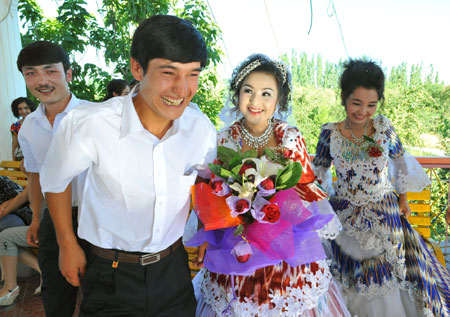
top-left (363, 135), bottom-right (376, 143)
top-left (208, 163), bottom-right (231, 179)
top-left (229, 156), bottom-right (243, 170)
top-left (233, 224), bottom-right (244, 236)
top-left (242, 149), bottom-right (258, 159)
top-left (275, 162), bottom-right (302, 190)
top-left (217, 146), bottom-right (240, 166)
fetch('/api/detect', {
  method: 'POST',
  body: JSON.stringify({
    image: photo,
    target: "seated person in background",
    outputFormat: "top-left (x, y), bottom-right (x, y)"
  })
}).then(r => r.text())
top-left (10, 97), bottom-right (36, 161)
top-left (0, 176), bottom-right (32, 232)
top-left (0, 224), bottom-right (42, 306)
top-left (103, 79), bottom-right (130, 100)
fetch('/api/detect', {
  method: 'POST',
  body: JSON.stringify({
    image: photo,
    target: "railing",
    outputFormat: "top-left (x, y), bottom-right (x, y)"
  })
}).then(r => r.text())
top-left (414, 157), bottom-right (450, 256)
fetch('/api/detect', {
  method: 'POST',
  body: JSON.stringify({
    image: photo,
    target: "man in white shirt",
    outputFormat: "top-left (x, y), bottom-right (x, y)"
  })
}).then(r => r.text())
top-left (17, 41), bottom-right (89, 316)
top-left (40, 15), bottom-right (217, 315)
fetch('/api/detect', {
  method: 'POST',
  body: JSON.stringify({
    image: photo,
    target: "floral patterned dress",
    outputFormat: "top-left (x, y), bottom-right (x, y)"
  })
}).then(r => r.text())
top-left (10, 120), bottom-right (23, 160)
top-left (193, 119), bottom-right (349, 317)
top-left (313, 115), bottom-right (450, 317)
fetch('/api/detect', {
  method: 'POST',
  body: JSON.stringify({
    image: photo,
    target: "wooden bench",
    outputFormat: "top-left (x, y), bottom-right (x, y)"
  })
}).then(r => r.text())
top-left (0, 160), bottom-right (27, 187)
top-left (407, 189), bottom-right (431, 238)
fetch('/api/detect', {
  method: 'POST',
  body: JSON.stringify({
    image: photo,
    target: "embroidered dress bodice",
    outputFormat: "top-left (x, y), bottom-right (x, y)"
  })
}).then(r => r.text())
top-left (313, 115), bottom-right (430, 206)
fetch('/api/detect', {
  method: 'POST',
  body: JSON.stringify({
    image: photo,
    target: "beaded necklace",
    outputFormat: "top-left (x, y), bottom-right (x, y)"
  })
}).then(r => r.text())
top-left (345, 118), bottom-right (368, 146)
top-left (240, 119), bottom-right (274, 149)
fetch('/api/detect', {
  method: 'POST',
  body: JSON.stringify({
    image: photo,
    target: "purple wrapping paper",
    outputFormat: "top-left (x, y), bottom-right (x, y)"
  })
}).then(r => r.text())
top-left (186, 188), bottom-right (334, 275)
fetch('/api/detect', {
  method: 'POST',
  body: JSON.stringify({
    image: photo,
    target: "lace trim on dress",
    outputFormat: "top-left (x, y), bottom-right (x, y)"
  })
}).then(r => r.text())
top-left (337, 205), bottom-right (406, 279)
top-left (199, 260), bottom-right (333, 317)
top-left (388, 151), bottom-right (431, 194)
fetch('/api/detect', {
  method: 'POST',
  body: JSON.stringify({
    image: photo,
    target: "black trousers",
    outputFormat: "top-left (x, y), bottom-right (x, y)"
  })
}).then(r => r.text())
top-left (38, 208), bottom-right (85, 317)
top-left (80, 244), bottom-right (196, 317)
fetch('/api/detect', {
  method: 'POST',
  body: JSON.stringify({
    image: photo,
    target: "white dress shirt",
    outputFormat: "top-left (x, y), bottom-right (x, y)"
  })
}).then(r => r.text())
top-left (40, 93), bottom-right (217, 253)
top-left (18, 94), bottom-right (89, 206)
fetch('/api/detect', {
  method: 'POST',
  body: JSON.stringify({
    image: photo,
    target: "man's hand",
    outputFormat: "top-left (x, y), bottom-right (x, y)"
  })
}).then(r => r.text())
top-left (26, 218), bottom-right (40, 247)
top-left (59, 242), bottom-right (86, 287)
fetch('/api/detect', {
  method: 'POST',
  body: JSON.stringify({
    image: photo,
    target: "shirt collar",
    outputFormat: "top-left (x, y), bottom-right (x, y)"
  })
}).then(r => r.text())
top-left (120, 87), bottom-right (191, 139)
top-left (36, 92), bottom-right (79, 122)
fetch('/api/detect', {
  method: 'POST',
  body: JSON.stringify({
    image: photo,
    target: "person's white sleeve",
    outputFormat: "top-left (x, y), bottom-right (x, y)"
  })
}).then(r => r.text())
top-left (18, 129), bottom-right (39, 173)
top-left (388, 151), bottom-right (431, 194)
top-left (194, 123), bottom-right (217, 180)
top-left (40, 111), bottom-right (95, 194)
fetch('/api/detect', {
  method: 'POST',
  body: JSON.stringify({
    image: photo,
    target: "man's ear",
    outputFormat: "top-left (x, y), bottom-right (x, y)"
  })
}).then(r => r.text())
top-left (66, 68), bottom-right (73, 83)
top-left (130, 58), bottom-right (144, 81)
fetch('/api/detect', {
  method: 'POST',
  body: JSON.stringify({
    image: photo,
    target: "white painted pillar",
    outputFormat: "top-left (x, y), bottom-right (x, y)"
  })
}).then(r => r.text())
top-left (0, 0), bottom-right (26, 161)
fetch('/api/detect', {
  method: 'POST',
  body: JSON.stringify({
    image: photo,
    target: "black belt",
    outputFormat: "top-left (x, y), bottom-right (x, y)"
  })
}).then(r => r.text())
top-left (90, 238), bottom-right (182, 266)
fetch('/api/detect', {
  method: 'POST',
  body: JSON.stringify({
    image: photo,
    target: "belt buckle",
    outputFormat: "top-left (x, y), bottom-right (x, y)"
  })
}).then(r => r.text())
top-left (140, 253), bottom-right (160, 265)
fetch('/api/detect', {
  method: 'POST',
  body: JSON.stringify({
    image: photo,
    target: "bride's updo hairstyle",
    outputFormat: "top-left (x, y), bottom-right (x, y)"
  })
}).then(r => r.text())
top-left (229, 53), bottom-right (292, 115)
top-left (340, 59), bottom-right (385, 107)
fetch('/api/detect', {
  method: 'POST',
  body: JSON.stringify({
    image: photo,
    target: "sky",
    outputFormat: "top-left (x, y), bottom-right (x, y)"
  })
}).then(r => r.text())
top-left (31, 0), bottom-right (450, 84)
top-left (207, 0), bottom-right (450, 84)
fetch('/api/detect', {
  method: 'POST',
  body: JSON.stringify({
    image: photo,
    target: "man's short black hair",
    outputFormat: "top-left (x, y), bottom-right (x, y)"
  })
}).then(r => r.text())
top-left (17, 41), bottom-right (70, 73)
top-left (131, 15), bottom-right (207, 74)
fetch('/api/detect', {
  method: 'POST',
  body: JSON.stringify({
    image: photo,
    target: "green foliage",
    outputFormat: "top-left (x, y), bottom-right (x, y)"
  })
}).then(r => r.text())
top-left (18, 0), bottom-right (224, 121)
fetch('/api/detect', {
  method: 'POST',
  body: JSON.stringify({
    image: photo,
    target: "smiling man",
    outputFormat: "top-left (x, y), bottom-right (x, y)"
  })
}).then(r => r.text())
top-left (39, 15), bottom-right (217, 315)
top-left (17, 41), bottom-right (90, 317)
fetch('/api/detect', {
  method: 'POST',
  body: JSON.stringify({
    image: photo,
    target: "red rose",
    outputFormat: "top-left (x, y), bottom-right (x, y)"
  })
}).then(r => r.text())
top-left (260, 177), bottom-right (275, 190)
top-left (235, 199), bottom-right (250, 213)
top-left (261, 204), bottom-right (281, 223)
top-left (211, 180), bottom-right (224, 193)
top-left (236, 254), bottom-right (251, 263)
top-left (238, 162), bottom-right (255, 175)
top-left (368, 146), bottom-right (382, 157)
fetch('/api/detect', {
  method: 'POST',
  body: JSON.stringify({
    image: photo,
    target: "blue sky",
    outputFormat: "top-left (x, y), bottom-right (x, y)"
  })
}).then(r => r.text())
top-left (209, 0), bottom-right (450, 84)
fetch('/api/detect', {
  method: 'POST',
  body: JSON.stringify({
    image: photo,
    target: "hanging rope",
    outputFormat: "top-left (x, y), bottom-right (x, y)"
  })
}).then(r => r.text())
top-left (307, 0), bottom-right (313, 35)
top-left (264, 0), bottom-right (282, 56)
top-left (206, 0), bottom-right (233, 68)
top-left (327, 0), bottom-right (349, 57)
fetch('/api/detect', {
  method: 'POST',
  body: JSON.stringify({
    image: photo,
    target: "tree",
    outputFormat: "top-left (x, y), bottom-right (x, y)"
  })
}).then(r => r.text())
top-left (18, 0), bottom-right (224, 121)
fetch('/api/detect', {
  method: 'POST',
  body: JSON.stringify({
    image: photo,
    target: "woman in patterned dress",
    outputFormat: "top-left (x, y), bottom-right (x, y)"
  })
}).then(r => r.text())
top-left (312, 59), bottom-right (450, 316)
top-left (10, 97), bottom-right (36, 161)
top-left (190, 54), bottom-right (350, 316)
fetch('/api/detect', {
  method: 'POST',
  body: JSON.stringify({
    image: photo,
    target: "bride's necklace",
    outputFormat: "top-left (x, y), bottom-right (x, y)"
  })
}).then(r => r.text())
top-left (240, 119), bottom-right (274, 149)
top-left (345, 118), bottom-right (368, 146)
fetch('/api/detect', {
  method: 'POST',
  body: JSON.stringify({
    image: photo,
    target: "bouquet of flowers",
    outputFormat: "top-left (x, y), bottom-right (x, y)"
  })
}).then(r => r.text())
top-left (187, 146), bottom-right (333, 275)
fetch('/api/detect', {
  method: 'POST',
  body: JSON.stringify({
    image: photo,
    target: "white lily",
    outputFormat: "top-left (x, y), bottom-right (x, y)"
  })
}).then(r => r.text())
top-left (229, 181), bottom-right (255, 200)
top-left (243, 156), bottom-right (283, 186)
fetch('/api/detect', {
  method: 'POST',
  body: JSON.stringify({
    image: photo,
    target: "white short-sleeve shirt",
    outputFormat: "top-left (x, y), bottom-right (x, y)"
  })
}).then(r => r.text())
top-left (18, 94), bottom-right (89, 206)
top-left (40, 93), bottom-right (217, 253)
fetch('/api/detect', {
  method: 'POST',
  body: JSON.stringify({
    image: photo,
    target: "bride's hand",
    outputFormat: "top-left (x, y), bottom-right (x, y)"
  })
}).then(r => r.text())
top-left (191, 242), bottom-right (208, 269)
